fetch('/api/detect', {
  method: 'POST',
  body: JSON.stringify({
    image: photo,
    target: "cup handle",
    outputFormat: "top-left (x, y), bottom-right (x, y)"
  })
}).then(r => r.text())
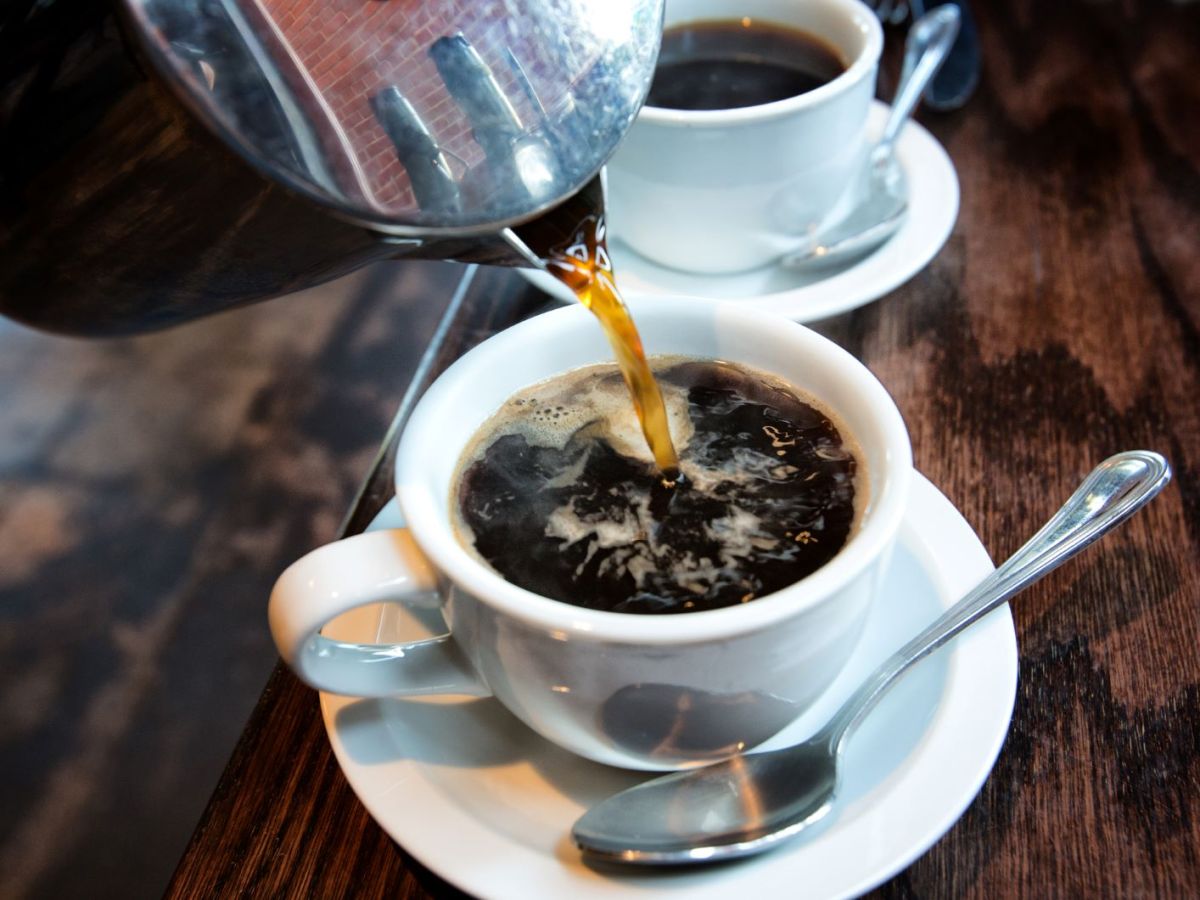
top-left (268, 529), bottom-right (490, 698)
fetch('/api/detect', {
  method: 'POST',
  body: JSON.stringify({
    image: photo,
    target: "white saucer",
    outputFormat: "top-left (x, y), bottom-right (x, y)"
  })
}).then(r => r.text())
top-left (321, 473), bottom-right (1016, 899)
top-left (519, 101), bottom-right (959, 322)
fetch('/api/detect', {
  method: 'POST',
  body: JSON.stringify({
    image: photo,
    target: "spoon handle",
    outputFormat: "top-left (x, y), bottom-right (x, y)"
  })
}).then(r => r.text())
top-left (821, 450), bottom-right (1171, 748)
top-left (879, 6), bottom-right (960, 151)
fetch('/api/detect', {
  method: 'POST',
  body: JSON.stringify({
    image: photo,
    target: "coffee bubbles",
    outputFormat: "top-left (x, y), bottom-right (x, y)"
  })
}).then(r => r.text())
top-left (454, 358), bottom-right (862, 614)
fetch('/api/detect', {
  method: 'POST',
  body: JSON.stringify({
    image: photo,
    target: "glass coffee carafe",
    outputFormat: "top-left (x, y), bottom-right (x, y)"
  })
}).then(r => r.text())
top-left (0, 0), bottom-right (663, 335)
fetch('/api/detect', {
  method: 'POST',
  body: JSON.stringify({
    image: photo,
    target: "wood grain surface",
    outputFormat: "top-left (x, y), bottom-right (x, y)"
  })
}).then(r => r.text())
top-left (168, 1), bottom-right (1199, 896)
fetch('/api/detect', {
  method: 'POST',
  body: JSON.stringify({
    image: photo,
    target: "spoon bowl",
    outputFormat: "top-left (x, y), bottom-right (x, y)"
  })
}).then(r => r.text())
top-left (573, 451), bottom-right (1171, 865)
top-left (577, 738), bottom-right (838, 864)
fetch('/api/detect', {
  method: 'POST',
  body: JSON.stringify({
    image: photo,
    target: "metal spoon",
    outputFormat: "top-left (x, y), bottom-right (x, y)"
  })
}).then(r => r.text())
top-left (574, 450), bottom-right (1171, 865)
top-left (911, 0), bottom-right (982, 111)
top-left (781, 5), bottom-right (960, 270)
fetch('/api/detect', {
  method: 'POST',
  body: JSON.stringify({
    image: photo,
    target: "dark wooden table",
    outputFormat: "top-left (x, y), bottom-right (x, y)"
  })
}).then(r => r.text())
top-left (167, 2), bottom-right (1199, 896)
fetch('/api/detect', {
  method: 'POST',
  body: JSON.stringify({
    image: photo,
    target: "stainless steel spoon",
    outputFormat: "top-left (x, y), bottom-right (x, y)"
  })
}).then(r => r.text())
top-left (911, 0), bottom-right (982, 111)
top-left (781, 5), bottom-right (960, 271)
top-left (574, 450), bottom-right (1171, 865)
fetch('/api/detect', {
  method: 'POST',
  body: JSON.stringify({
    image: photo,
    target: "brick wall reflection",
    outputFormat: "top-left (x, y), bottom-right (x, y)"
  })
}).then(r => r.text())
top-left (252, 0), bottom-right (561, 214)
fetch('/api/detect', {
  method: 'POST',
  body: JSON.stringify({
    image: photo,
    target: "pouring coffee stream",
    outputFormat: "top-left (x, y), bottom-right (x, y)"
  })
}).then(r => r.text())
top-left (544, 233), bottom-right (682, 480)
top-left (510, 178), bottom-right (682, 478)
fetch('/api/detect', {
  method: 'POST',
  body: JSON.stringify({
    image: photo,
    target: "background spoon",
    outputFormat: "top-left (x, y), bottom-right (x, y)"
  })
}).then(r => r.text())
top-left (781, 5), bottom-right (960, 270)
top-left (573, 450), bottom-right (1171, 865)
top-left (911, 0), bottom-right (982, 111)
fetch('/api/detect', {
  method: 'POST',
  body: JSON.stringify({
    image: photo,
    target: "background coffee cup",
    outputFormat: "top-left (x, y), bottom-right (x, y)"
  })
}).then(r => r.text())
top-left (269, 297), bottom-right (911, 770)
top-left (607, 0), bottom-right (883, 274)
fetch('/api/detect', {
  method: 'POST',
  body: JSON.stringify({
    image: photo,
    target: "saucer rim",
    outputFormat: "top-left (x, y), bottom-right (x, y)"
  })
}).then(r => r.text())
top-left (319, 471), bottom-right (1018, 899)
top-left (519, 100), bottom-right (960, 322)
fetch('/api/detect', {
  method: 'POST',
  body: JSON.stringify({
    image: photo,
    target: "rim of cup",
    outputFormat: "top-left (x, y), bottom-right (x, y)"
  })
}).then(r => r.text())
top-left (637, 0), bottom-right (884, 127)
top-left (396, 297), bottom-right (911, 645)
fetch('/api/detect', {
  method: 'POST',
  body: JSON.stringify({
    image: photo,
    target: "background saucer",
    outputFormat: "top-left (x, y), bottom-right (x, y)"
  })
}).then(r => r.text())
top-left (320, 473), bottom-right (1017, 900)
top-left (520, 101), bottom-right (959, 322)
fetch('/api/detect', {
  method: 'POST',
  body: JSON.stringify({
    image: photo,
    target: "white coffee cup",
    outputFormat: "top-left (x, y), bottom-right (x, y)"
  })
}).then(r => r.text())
top-left (607, 0), bottom-right (883, 274)
top-left (269, 297), bottom-right (911, 770)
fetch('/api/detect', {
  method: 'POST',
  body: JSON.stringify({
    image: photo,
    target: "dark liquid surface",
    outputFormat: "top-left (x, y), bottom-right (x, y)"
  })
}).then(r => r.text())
top-left (455, 360), bottom-right (858, 614)
top-left (647, 19), bottom-right (847, 111)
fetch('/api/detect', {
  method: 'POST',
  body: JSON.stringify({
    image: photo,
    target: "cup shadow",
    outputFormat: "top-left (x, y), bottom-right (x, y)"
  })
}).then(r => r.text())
top-left (335, 696), bottom-right (529, 767)
top-left (334, 693), bottom-right (644, 805)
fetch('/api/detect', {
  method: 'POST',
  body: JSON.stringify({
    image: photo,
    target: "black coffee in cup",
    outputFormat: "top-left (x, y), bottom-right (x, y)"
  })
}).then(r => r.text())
top-left (453, 359), bottom-right (861, 614)
top-left (646, 19), bottom-right (848, 111)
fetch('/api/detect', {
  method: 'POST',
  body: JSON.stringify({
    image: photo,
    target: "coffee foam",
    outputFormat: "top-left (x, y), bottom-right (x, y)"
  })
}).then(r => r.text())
top-left (458, 360), bottom-right (696, 466)
top-left (540, 492), bottom-right (775, 604)
top-left (453, 357), bottom-right (865, 613)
